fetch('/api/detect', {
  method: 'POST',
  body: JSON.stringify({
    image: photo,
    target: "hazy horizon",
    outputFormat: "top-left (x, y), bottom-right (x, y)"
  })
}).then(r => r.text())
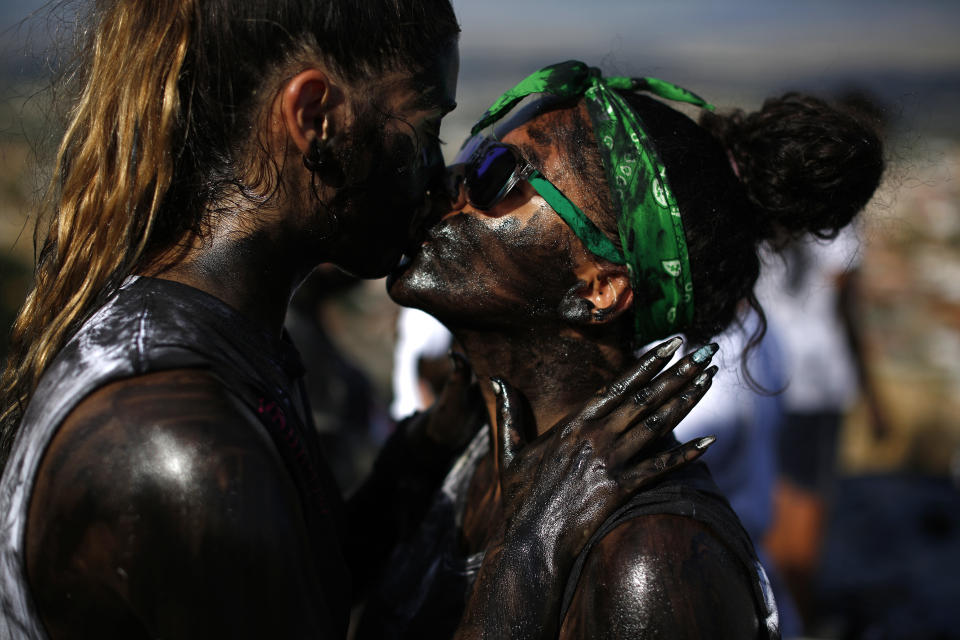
top-left (1, 0), bottom-right (958, 143)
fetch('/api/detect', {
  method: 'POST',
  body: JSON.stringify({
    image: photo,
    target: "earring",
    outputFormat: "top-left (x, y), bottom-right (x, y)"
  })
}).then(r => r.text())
top-left (303, 138), bottom-right (346, 188)
top-left (592, 307), bottom-right (611, 322)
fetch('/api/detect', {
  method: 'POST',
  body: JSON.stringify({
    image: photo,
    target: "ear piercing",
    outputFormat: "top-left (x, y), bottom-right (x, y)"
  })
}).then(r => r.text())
top-left (303, 138), bottom-right (346, 188)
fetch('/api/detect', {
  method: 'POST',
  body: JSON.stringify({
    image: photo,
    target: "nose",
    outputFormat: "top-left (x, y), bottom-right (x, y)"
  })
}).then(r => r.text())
top-left (415, 165), bottom-right (465, 230)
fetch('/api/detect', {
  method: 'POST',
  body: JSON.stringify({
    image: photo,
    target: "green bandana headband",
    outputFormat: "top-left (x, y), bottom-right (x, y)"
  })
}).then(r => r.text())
top-left (471, 60), bottom-right (713, 341)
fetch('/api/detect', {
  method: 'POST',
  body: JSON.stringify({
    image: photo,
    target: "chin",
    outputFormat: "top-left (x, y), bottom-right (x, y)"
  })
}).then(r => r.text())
top-left (385, 253), bottom-right (419, 304)
top-left (385, 249), bottom-right (440, 311)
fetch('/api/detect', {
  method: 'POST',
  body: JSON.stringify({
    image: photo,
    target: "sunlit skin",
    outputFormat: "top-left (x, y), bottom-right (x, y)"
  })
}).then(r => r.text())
top-left (24, 48), bottom-right (465, 638)
top-left (391, 107), bottom-right (643, 443)
top-left (22, 41), bottom-right (719, 639)
top-left (390, 104), bottom-right (760, 637)
top-left (145, 40), bottom-right (460, 334)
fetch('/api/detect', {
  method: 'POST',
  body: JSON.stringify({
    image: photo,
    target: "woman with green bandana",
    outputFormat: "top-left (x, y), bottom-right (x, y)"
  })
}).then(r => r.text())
top-left (367, 60), bottom-right (884, 638)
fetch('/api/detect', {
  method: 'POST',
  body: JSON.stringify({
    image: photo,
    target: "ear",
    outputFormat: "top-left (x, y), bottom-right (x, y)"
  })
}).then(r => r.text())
top-left (280, 69), bottom-right (343, 154)
top-left (573, 258), bottom-right (634, 325)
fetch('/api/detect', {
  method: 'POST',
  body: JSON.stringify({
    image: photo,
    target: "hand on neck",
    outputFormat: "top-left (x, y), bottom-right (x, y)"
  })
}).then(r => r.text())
top-left (456, 325), bottom-right (631, 439)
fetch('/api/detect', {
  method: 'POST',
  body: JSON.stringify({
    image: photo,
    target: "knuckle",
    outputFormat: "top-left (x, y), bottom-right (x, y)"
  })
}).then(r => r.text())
top-left (643, 411), bottom-right (664, 433)
top-left (579, 406), bottom-right (600, 422)
top-left (560, 421), bottom-right (580, 438)
top-left (604, 380), bottom-right (629, 400)
top-left (578, 439), bottom-right (596, 459)
top-left (632, 386), bottom-right (653, 407)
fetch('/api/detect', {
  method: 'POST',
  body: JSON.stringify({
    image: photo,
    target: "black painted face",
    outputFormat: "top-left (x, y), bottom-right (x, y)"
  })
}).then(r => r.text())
top-left (388, 109), bottom-right (595, 331)
top-left (324, 40), bottom-right (460, 279)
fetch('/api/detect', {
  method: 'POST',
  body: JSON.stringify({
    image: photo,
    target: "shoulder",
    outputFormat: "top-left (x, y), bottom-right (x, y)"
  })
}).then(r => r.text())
top-left (26, 369), bottom-right (327, 637)
top-left (559, 513), bottom-right (760, 639)
top-left (31, 368), bottom-right (289, 511)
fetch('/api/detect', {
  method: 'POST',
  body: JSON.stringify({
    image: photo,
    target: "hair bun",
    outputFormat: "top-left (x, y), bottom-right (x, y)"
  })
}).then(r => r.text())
top-left (702, 93), bottom-right (884, 240)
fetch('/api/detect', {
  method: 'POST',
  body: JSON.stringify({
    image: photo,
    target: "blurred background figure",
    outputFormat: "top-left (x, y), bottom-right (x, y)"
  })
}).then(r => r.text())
top-left (285, 266), bottom-right (394, 494)
top-left (674, 314), bottom-right (801, 636)
top-left (390, 308), bottom-right (453, 421)
top-left (758, 221), bottom-right (868, 627)
top-left (3, 1), bottom-right (960, 638)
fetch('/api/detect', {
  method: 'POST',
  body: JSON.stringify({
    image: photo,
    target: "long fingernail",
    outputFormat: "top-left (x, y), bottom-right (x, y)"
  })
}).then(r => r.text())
top-left (490, 378), bottom-right (502, 395)
top-left (694, 372), bottom-right (711, 387)
top-left (696, 435), bottom-right (717, 449)
top-left (657, 336), bottom-right (683, 358)
top-left (691, 343), bottom-right (718, 364)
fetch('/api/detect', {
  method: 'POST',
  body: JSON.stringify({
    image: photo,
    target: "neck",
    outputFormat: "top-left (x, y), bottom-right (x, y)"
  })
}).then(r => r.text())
top-left (142, 201), bottom-right (321, 337)
top-left (455, 325), bottom-right (631, 440)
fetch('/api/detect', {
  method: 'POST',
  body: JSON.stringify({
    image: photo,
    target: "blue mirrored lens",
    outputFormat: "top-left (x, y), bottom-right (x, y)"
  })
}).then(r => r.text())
top-left (467, 142), bottom-right (518, 209)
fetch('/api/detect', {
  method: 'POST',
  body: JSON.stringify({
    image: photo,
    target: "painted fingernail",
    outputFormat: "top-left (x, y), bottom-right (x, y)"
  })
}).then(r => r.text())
top-left (691, 343), bottom-right (718, 364)
top-left (694, 372), bottom-right (711, 387)
top-left (490, 378), bottom-right (502, 395)
top-left (696, 435), bottom-right (717, 449)
top-left (656, 336), bottom-right (683, 358)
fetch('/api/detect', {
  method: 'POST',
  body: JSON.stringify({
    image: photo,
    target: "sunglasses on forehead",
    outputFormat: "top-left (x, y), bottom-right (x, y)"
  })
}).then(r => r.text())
top-left (456, 136), bottom-right (626, 265)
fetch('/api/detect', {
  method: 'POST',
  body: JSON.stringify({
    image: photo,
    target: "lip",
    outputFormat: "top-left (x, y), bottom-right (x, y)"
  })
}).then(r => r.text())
top-left (386, 214), bottom-right (453, 289)
top-left (400, 199), bottom-right (453, 262)
top-left (387, 231), bottom-right (430, 289)
top-left (385, 253), bottom-right (411, 290)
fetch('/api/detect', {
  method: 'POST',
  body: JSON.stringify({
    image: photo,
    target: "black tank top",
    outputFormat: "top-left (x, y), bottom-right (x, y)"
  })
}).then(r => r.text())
top-left (357, 427), bottom-right (780, 639)
top-left (0, 276), bottom-right (349, 639)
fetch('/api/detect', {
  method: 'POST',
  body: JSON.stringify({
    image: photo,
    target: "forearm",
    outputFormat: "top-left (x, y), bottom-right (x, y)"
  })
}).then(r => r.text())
top-left (455, 520), bottom-right (569, 640)
top-left (457, 494), bottom-right (634, 639)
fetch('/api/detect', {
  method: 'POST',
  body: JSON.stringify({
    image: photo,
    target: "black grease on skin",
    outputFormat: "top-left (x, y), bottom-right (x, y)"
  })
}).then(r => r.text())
top-left (26, 370), bottom-right (346, 638)
top-left (390, 200), bottom-right (617, 423)
top-left (390, 102), bottom-right (757, 636)
top-left (557, 283), bottom-right (594, 324)
top-left (322, 120), bottom-right (429, 278)
top-left (557, 516), bottom-right (760, 637)
top-left (395, 204), bottom-right (577, 326)
top-left (163, 112), bottom-right (435, 335)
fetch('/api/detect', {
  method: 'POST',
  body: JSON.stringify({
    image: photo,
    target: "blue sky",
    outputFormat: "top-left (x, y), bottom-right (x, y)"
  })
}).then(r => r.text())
top-left (2, 1), bottom-right (958, 139)
top-left (448, 0), bottom-right (960, 139)
top-left (455, 0), bottom-right (960, 74)
top-left (4, 1), bottom-right (958, 74)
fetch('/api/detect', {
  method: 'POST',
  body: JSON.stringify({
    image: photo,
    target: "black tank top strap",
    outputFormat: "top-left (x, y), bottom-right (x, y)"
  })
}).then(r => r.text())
top-left (559, 459), bottom-right (781, 638)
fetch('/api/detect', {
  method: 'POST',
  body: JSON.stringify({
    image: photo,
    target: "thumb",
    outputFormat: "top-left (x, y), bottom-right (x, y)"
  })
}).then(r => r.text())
top-left (492, 377), bottom-right (526, 482)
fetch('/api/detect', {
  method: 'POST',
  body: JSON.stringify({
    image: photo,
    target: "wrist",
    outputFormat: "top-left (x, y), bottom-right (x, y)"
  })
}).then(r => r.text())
top-left (469, 527), bottom-right (566, 639)
top-left (499, 520), bottom-right (564, 590)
